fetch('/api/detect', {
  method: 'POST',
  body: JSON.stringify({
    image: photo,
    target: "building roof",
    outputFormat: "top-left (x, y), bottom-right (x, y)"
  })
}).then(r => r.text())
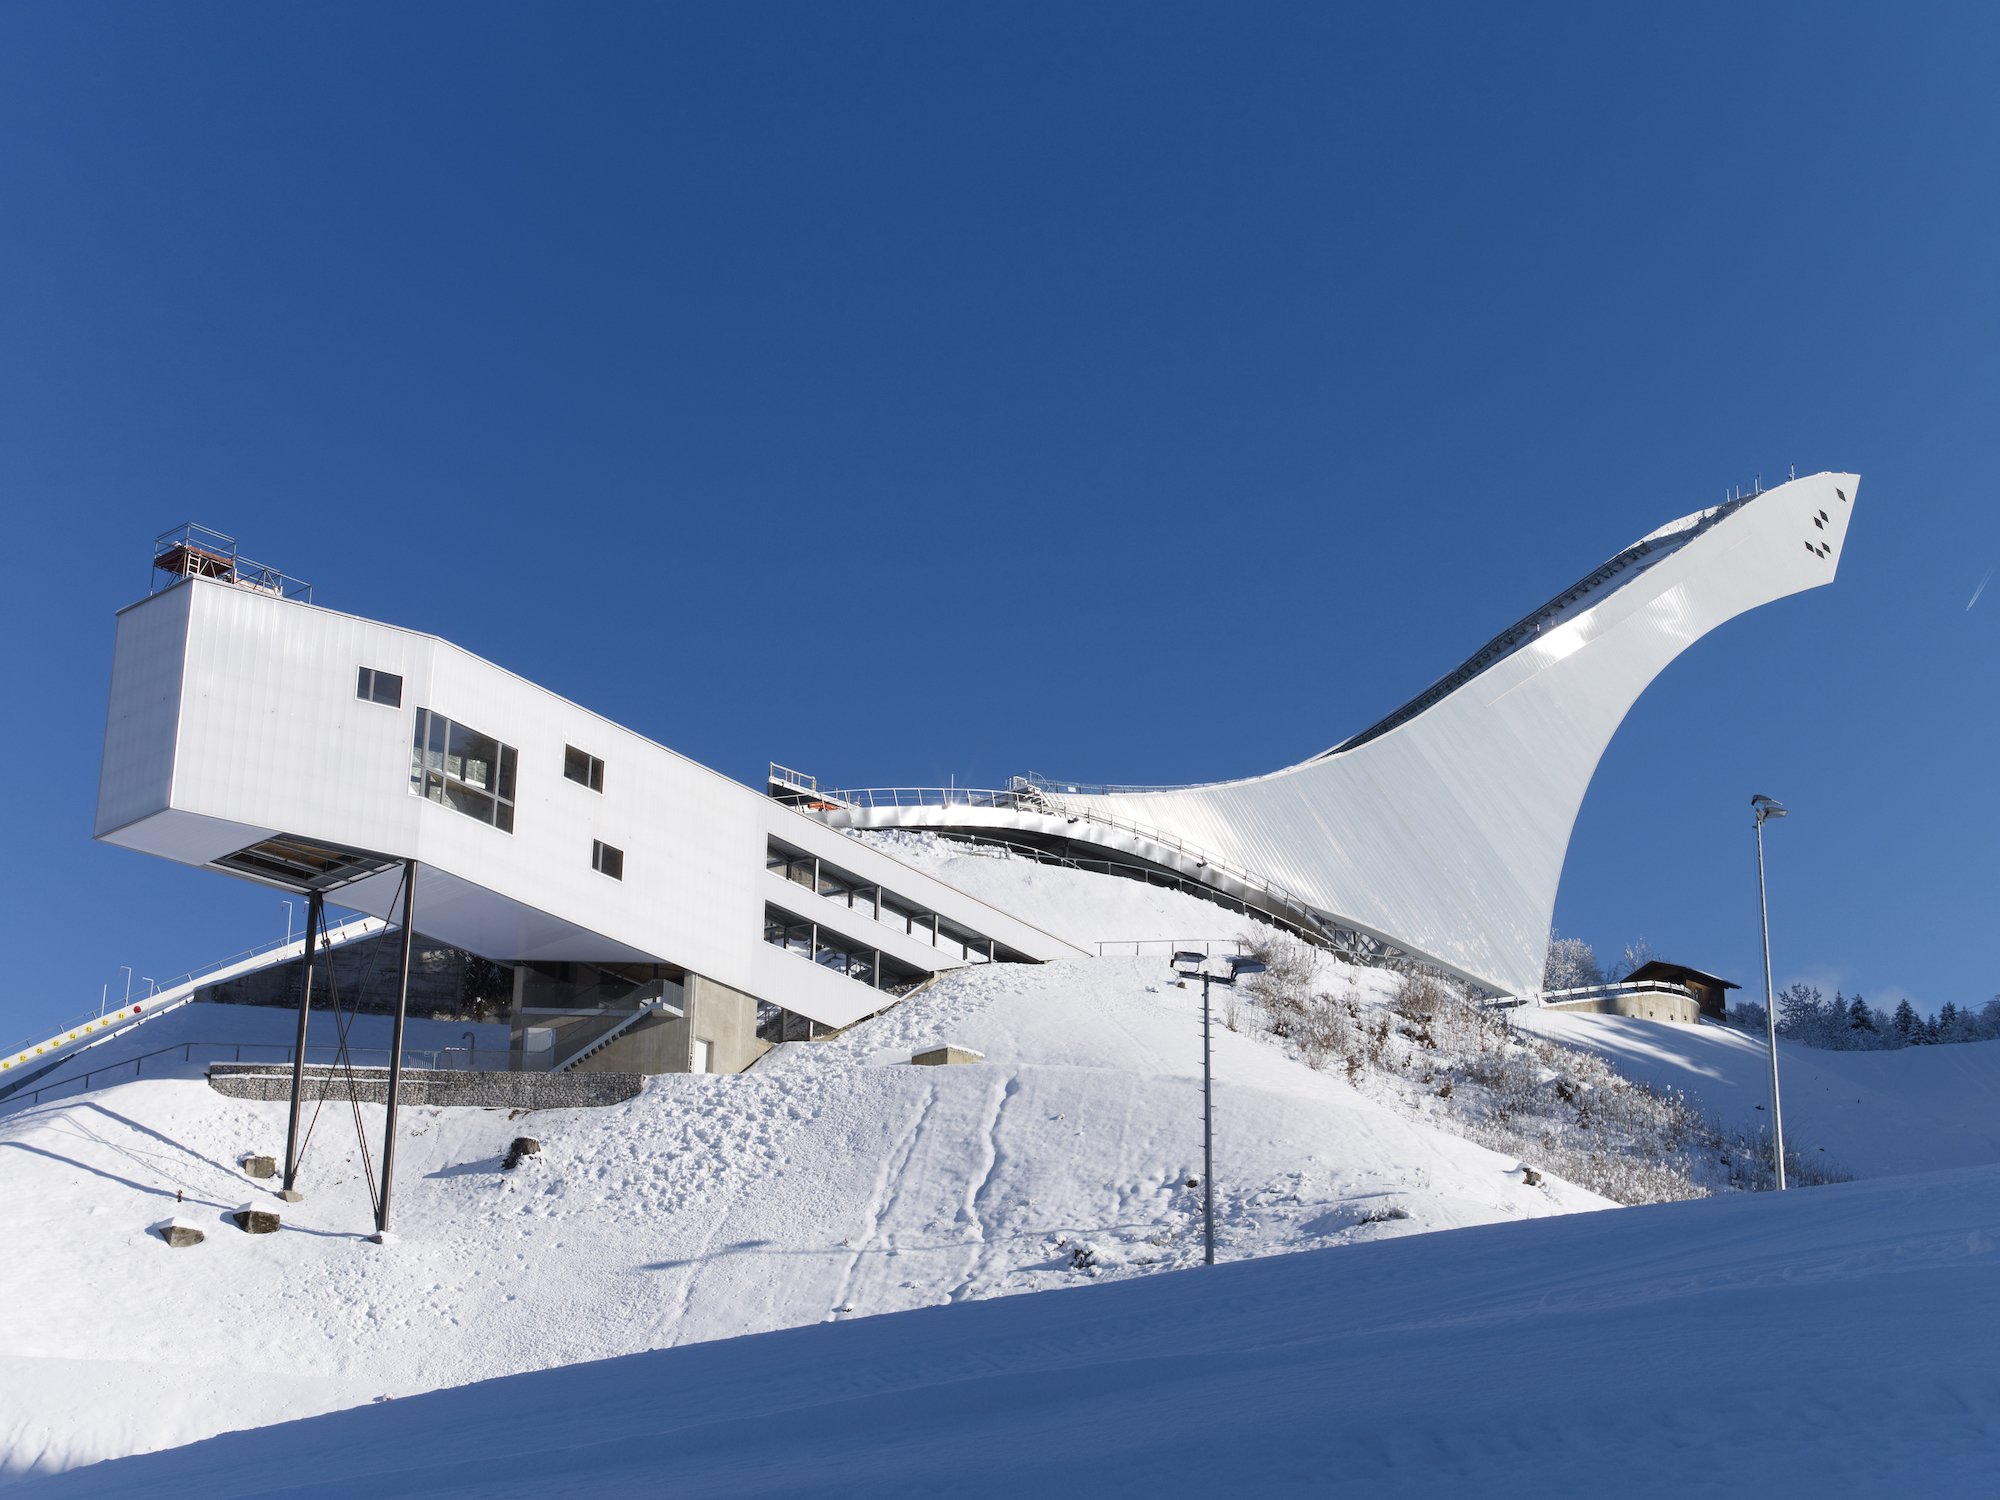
top-left (1626, 959), bottom-right (1741, 992)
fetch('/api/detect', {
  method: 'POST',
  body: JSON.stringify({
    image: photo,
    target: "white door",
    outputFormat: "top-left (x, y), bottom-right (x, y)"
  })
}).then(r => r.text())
top-left (692, 1039), bottom-right (711, 1074)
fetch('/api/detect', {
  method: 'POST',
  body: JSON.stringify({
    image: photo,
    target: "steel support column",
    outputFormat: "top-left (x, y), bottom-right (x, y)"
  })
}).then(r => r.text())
top-left (280, 888), bottom-right (325, 1196)
top-left (375, 860), bottom-right (418, 1236)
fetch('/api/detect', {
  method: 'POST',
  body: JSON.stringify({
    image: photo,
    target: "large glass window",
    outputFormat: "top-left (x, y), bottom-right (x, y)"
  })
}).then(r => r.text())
top-left (762, 904), bottom-right (927, 996)
top-left (763, 838), bottom-right (1021, 962)
top-left (411, 708), bottom-right (518, 832)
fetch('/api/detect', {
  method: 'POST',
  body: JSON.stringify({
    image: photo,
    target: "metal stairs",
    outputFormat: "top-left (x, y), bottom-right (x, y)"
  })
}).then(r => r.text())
top-left (550, 994), bottom-right (683, 1074)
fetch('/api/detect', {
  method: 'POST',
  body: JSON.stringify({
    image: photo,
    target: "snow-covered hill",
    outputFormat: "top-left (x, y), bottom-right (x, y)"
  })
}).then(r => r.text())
top-left (0, 951), bottom-right (1603, 1481)
top-left (6, 841), bottom-right (1998, 1488)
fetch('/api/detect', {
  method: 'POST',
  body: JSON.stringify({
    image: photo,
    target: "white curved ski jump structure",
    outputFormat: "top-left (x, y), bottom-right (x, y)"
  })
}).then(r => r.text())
top-left (831, 473), bottom-right (1858, 997)
top-left (1055, 472), bottom-right (1859, 996)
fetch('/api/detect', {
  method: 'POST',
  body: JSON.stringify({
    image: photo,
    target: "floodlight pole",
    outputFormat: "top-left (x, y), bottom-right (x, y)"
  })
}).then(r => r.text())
top-left (1753, 798), bottom-right (1787, 1191)
top-left (1199, 969), bottom-right (1217, 1266)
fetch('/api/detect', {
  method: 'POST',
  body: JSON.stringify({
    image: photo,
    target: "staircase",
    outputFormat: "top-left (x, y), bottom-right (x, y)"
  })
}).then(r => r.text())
top-left (551, 995), bottom-right (683, 1074)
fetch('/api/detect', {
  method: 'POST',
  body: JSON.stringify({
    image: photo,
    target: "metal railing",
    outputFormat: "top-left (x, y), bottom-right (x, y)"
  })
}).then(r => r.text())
top-left (1094, 938), bottom-right (1252, 958)
top-left (1535, 979), bottom-right (1698, 1007)
top-left (819, 781), bottom-right (1329, 932)
top-left (820, 784), bottom-right (1028, 812)
top-left (0, 1037), bottom-right (515, 1113)
top-left (1014, 771), bottom-right (1212, 797)
top-left (150, 522), bottom-right (313, 603)
top-left (4, 915), bottom-right (387, 1076)
top-left (767, 763), bottom-right (820, 795)
top-left (1325, 491), bottom-right (1759, 758)
top-left (550, 995), bottom-right (682, 1074)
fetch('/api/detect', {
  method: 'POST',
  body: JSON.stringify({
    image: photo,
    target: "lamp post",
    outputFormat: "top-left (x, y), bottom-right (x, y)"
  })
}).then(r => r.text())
top-left (1171, 949), bottom-right (1266, 1265)
top-left (1752, 794), bottom-right (1788, 1191)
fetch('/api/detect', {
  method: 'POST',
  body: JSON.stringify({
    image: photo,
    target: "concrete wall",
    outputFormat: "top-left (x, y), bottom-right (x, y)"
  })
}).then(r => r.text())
top-left (575, 1008), bottom-right (687, 1075)
top-left (590, 973), bottom-right (769, 1075)
top-left (1546, 991), bottom-right (1701, 1024)
top-left (687, 974), bottom-right (768, 1074)
top-left (206, 1063), bottom-right (642, 1108)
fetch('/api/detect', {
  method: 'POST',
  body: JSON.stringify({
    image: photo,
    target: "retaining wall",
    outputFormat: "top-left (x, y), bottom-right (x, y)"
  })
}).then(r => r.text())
top-left (206, 1064), bottom-right (643, 1109)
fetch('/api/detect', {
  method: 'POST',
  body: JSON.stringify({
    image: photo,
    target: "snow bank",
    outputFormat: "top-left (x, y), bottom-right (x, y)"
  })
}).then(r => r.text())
top-left (28, 1163), bottom-right (2000, 1497)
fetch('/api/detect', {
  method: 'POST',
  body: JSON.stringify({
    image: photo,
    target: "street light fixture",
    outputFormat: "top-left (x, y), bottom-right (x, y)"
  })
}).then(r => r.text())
top-left (1169, 948), bottom-right (1266, 1265)
top-left (1752, 794), bottom-right (1788, 1191)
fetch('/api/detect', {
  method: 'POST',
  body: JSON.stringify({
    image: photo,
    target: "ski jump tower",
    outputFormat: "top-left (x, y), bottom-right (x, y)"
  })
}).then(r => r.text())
top-left (795, 472), bottom-right (1861, 1000)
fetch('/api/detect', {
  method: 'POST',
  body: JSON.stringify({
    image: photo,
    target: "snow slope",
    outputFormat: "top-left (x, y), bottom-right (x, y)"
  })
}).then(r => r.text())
top-left (0, 957), bottom-right (1600, 1481)
top-left (849, 828), bottom-right (1261, 949)
top-left (1513, 1007), bottom-right (2000, 1178)
top-left (10, 839), bottom-right (2000, 1487)
top-left (22, 1162), bottom-right (2000, 1498)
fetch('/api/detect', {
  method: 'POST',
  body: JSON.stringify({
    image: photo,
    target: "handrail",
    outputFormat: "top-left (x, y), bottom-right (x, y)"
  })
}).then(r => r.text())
top-left (2, 916), bottom-right (386, 1076)
top-left (550, 994), bottom-right (682, 1074)
top-left (822, 784), bottom-right (1329, 931)
top-left (1536, 979), bottom-right (1698, 1006)
top-left (1323, 491), bottom-right (1758, 757)
top-left (767, 763), bottom-right (820, 795)
top-left (1095, 938), bottom-right (1251, 958)
top-left (852, 827), bottom-right (1331, 949)
top-left (151, 522), bottom-right (312, 602)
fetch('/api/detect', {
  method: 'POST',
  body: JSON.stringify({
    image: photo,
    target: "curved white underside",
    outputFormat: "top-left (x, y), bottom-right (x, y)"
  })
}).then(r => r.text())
top-left (1051, 473), bottom-right (1859, 996)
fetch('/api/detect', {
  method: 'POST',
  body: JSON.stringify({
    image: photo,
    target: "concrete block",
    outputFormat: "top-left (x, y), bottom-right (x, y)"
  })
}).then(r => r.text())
top-left (154, 1219), bottom-right (204, 1248)
top-left (241, 1154), bottom-right (276, 1179)
top-left (232, 1205), bottom-right (281, 1234)
top-left (911, 1045), bottom-right (985, 1067)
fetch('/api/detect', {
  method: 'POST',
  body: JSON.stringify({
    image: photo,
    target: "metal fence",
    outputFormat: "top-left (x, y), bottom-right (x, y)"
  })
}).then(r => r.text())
top-left (1094, 938), bottom-right (1253, 958)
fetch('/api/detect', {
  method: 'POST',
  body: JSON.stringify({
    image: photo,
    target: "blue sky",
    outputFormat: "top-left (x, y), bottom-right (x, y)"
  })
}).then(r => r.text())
top-left (1, 4), bottom-right (1994, 1041)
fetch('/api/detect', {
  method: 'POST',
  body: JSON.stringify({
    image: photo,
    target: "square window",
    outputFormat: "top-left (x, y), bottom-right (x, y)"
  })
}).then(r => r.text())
top-left (592, 840), bottom-right (624, 880)
top-left (356, 667), bottom-right (403, 707)
top-left (564, 745), bottom-right (605, 792)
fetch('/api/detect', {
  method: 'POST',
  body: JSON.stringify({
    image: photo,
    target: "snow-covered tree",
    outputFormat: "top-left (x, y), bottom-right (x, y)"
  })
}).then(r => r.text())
top-left (1892, 998), bottom-right (1918, 1040)
top-left (1608, 936), bottom-right (1656, 983)
top-left (1542, 931), bottom-right (1602, 992)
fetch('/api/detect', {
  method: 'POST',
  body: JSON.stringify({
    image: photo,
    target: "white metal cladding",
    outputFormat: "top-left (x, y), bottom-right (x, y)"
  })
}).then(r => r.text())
top-left (94, 580), bottom-right (1086, 1032)
top-left (96, 584), bottom-right (192, 839)
top-left (1044, 473), bottom-right (1860, 998)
